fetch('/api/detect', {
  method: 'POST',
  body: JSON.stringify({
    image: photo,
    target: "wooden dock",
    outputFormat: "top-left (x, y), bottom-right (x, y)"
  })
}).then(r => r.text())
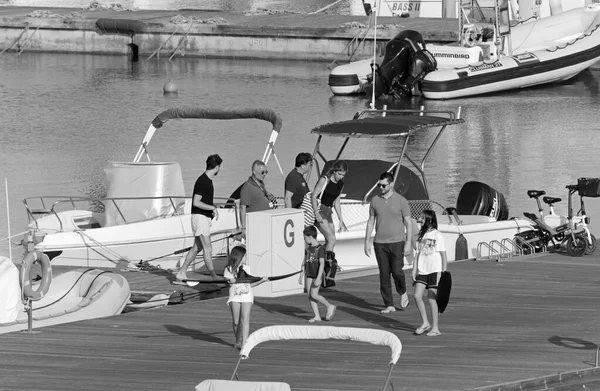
top-left (1, 253), bottom-right (600, 391)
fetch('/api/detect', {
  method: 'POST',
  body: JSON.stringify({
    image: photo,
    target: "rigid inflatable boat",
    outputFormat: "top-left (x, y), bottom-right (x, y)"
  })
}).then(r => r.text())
top-left (0, 257), bottom-right (130, 334)
top-left (329, 3), bottom-right (600, 99)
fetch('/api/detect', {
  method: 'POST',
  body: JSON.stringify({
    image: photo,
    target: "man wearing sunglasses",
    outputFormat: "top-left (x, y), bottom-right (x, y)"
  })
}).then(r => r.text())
top-left (364, 171), bottom-right (413, 314)
top-left (239, 160), bottom-right (276, 236)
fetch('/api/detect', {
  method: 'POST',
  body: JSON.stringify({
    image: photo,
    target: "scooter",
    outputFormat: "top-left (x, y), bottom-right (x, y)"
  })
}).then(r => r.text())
top-left (514, 190), bottom-right (588, 256)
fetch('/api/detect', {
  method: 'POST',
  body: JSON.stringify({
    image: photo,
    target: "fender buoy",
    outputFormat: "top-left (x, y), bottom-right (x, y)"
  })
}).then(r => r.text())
top-left (20, 251), bottom-right (52, 301)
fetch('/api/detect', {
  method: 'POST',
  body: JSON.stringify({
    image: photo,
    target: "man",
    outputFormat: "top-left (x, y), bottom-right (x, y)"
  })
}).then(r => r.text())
top-left (239, 160), bottom-right (274, 234)
top-left (284, 152), bottom-right (312, 209)
top-left (364, 171), bottom-right (412, 314)
top-left (175, 154), bottom-right (222, 282)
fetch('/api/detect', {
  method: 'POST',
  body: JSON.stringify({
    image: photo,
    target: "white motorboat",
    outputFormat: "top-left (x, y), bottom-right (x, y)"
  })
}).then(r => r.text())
top-left (0, 256), bottom-right (130, 334)
top-left (307, 107), bottom-right (533, 271)
top-left (21, 108), bottom-right (284, 270)
top-left (330, 2), bottom-right (600, 99)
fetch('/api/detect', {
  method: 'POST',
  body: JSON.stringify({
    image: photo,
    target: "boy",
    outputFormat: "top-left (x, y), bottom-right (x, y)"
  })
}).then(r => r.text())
top-left (303, 225), bottom-right (336, 322)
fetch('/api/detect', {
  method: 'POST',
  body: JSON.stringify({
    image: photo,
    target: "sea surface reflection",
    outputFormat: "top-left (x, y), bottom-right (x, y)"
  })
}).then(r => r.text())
top-left (1, 52), bottom-right (600, 256)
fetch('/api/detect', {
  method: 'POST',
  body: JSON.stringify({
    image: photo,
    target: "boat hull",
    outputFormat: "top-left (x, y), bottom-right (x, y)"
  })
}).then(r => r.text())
top-left (422, 5), bottom-right (600, 99)
top-left (0, 268), bottom-right (130, 334)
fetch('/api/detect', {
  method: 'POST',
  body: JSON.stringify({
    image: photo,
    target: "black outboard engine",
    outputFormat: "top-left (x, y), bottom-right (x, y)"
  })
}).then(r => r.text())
top-left (456, 181), bottom-right (509, 221)
top-left (367, 30), bottom-right (436, 98)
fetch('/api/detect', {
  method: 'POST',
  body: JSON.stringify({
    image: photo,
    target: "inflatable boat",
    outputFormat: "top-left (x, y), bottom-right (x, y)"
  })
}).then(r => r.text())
top-left (0, 258), bottom-right (130, 334)
top-left (329, 3), bottom-right (600, 99)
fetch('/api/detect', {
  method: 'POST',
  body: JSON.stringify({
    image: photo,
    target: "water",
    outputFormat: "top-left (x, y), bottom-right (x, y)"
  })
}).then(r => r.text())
top-left (2, 51), bottom-right (600, 257)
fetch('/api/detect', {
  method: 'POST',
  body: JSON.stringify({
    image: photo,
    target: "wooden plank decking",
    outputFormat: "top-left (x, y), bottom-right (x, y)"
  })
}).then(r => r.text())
top-left (1, 253), bottom-right (600, 391)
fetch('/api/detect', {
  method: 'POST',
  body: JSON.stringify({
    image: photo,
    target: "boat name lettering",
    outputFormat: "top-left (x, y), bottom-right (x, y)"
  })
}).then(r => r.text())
top-left (389, 1), bottom-right (421, 12)
top-left (489, 195), bottom-right (499, 219)
top-left (469, 62), bottom-right (502, 72)
top-left (433, 52), bottom-right (471, 59)
top-left (284, 219), bottom-right (295, 247)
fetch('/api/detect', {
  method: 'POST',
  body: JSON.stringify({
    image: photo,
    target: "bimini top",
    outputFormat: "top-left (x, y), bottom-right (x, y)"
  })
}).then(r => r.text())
top-left (312, 111), bottom-right (464, 138)
top-left (151, 107), bottom-right (283, 133)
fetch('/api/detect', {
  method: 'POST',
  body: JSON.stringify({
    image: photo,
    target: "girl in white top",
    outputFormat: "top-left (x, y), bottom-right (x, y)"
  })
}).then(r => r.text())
top-left (412, 209), bottom-right (447, 337)
top-left (223, 245), bottom-right (267, 349)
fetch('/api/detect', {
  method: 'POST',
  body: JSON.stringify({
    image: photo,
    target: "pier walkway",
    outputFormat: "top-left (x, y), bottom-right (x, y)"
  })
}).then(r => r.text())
top-left (1, 252), bottom-right (599, 390)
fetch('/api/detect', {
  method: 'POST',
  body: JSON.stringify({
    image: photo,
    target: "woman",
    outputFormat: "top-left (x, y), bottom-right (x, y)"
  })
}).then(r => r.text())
top-left (311, 160), bottom-right (348, 252)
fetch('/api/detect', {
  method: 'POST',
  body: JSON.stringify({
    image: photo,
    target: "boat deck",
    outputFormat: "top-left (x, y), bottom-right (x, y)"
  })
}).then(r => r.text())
top-left (1, 253), bottom-right (600, 391)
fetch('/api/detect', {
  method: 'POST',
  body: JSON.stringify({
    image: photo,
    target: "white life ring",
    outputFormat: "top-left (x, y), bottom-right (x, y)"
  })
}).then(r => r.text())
top-left (20, 251), bottom-right (52, 301)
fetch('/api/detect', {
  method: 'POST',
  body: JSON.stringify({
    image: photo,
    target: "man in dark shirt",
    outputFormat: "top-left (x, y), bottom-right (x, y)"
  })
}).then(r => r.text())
top-left (176, 154), bottom-right (222, 282)
top-left (284, 152), bottom-right (312, 209)
top-left (239, 160), bottom-right (274, 236)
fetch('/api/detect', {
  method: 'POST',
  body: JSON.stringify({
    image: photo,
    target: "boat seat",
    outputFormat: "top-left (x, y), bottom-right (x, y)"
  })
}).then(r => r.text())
top-left (195, 380), bottom-right (291, 391)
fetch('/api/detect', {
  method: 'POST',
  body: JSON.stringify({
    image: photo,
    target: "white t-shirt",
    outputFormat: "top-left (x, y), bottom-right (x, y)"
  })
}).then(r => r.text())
top-left (416, 229), bottom-right (445, 275)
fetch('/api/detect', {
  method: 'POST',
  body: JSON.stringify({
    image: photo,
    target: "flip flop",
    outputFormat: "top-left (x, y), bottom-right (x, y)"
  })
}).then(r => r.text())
top-left (426, 330), bottom-right (441, 337)
top-left (325, 305), bottom-right (337, 321)
top-left (415, 324), bottom-right (431, 335)
top-left (171, 280), bottom-right (187, 286)
top-left (308, 317), bottom-right (322, 323)
top-left (400, 294), bottom-right (410, 309)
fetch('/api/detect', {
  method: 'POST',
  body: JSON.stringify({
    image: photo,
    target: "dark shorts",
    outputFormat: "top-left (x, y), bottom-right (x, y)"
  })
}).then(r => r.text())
top-left (415, 272), bottom-right (440, 289)
top-left (317, 205), bottom-right (334, 224)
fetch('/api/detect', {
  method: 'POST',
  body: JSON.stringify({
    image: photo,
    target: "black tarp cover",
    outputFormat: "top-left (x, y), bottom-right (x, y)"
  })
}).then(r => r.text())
top-left (320, 160), bottom-right (426, 201)
top-left (151, 108), bottom-right (282, 133)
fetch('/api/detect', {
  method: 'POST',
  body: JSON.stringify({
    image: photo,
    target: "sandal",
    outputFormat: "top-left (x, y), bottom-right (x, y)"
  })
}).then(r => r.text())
top-left (400, 294), bottom-right (410, 309)
top-left (414, 324), bottom-right (431, 335)
top-left (325, 305), bottom-right (337, 321)
top-left (380, 306), bottom-right (396, 314)
top-left (426, 330), bottom-right (441, 337)
top-left (308, 317), bottom-right (322, 323)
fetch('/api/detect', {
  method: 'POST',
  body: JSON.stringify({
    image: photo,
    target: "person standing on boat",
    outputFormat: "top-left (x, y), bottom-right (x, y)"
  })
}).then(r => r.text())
top-left (364, 171), bottom-right (412, 314)
top-left (312, 160), bottom-right (348, 252)
top-left (176, 154), bottom-right (223, 282)
top-left (239, 160), bottom-right (276, 237)
top-left (284, 152), bottom-right (312, 209)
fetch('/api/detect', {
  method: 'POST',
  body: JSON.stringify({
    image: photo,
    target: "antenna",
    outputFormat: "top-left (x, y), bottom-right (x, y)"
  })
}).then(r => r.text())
top-left (370, 0), bottom-right (380, 109)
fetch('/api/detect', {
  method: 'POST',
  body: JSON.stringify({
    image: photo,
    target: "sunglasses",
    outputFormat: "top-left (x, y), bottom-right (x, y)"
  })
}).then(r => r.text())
top-left (378, 183), bottom-right (390, 188)
top-left (260, 170), bottom-right (268, 175)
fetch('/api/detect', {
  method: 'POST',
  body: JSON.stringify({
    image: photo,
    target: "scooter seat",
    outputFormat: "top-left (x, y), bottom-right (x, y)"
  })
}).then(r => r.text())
top-left (523, 212), bottom-right (538, 220)
top-left (542, 196), bottom-right (562, 205)
top-left (527, 190), bottom-right (546, 198)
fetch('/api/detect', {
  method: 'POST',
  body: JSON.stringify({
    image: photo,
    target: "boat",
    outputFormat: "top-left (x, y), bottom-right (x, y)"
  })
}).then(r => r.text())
top-left (307, 107), bottom-right (533, 270)
top-left (20, 108), bottom-right (284, 271)
top-left (196, 325), bottom-right (402, 391)
top-left (329, 1), bottom-right (600, 99)
top-left (0, 256), bottom-right (130, 334)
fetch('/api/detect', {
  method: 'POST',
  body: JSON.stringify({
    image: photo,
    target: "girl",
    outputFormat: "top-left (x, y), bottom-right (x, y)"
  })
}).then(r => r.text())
top-left (412, 209), bottom-right (447, 336)
top-left (303, 225), bottom-right (336, 323)
top-left (311, 160), bottom-right (348, 252)
top-left (223, 246), bottom-right (267, 349)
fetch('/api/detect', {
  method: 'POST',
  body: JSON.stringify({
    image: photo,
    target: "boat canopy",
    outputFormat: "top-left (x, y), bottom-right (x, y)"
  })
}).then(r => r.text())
top-left (311, 115), bottom-right (464, 138)
top-left (239, 325), bottom-right (402, 365)
top-left (150, 107), bottom-right (282, 133)
top-left (134, 108), bottom-right (284, 167)
top-left (319, 159), bottom-right (426, 201)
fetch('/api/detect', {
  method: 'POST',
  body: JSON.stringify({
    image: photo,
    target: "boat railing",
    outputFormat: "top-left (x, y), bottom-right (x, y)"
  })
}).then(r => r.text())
top-left (23, 195), bottom-right (239, 232)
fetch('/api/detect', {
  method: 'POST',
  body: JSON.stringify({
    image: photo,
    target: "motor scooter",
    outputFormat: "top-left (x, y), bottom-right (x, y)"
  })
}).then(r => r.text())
top-left (514, 190), bottom-right (588, 256)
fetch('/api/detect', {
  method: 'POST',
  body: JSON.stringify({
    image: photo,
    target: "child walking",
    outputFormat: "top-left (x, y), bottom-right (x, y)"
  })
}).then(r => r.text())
top-left (412, 209), bottom-right (447, 336)
top-left (303, 225), bottom-right (336, 323)
top-left (223, 245), bottom-right (267, 349)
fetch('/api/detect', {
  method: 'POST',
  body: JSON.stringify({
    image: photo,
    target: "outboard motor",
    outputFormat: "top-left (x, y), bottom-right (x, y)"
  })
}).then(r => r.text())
top-left (366, 30), bottom-right (436, 98)
top-left (456, 181), bottom-right (509, 221)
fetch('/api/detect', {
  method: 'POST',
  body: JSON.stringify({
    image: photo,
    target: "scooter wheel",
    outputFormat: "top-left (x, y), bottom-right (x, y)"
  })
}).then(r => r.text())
top-left (585, 233), bottom-right (597, 255)
top-left (566, 234), bottom-right (588, 257)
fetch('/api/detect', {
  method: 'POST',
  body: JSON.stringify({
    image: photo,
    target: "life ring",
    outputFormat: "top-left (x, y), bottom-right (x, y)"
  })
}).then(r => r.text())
top-left (20, 251), bottom-right (52, 301)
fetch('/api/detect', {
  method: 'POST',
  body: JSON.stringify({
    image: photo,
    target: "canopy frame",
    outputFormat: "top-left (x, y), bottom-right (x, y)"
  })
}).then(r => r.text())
top-left (132, 107), bottom-right (285, 177)
top-left (309, 107), bottom-right (464, 200)
top-left (230, 325), bottom-right (403, 391)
